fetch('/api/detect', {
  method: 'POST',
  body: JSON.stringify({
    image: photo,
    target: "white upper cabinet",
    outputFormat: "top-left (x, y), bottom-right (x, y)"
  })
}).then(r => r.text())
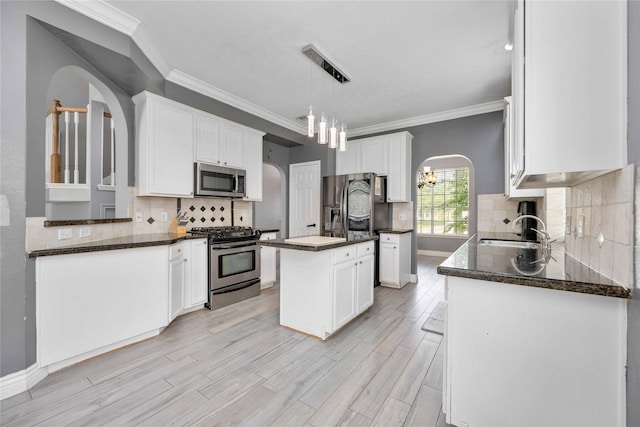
top-left (134, 91), bottom-right (264, 198)
top-left (336, 137), bottom-right (388, 176)
top-left (195, 113), bottom-right (246, 169)
top-left (503, 97), bottom-right (543, 199)
top-left (514, 0), bottom-right (627, 188)
top-left (194, 113), bottom-right (222, 165)
top-left (386, 132), bottom-right (412, 202)
top-left (336, 131), bottom-right (412, 202)
top-left (221, 122), bottom-right (245, 169)
top-left (243, 130), bottom-right (264, 201)
top-left (134, 91), bottom-right (195, 198)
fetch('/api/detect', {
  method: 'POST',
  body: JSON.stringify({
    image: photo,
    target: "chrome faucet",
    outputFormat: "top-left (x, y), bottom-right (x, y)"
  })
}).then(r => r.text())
top-left (512, 214), bottom-right (553, 259)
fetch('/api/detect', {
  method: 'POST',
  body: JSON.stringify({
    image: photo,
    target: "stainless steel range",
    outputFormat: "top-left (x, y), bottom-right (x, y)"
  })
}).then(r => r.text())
top-left (189, 226), bottom-right (262, 310)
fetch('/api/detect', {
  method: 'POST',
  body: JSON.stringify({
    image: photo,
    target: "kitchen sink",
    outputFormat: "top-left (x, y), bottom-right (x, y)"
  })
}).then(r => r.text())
top-left (477, 239), bottom-right (541, 249)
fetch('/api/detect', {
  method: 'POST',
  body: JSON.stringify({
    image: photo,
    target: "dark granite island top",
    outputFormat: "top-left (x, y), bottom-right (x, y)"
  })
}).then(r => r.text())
top-left (437, 233), bottom-right (630, 299)
top-left (28, 233), bottom-right (204, 258)
top-left (260, 235), bottom-right (378, 252)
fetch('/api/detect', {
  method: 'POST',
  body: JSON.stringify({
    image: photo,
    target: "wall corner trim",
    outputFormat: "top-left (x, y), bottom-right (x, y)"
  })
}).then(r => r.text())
top-left (0, 364), bottom-right (48, 401)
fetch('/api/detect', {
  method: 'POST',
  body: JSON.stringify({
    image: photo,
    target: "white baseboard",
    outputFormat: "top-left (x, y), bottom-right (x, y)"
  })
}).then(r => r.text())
top-left (410, 274), bottom-right (418, 283)
top-left (417, 249), bottom-right (452, 257)
top-left (0, 363), bottom-right (47, 401)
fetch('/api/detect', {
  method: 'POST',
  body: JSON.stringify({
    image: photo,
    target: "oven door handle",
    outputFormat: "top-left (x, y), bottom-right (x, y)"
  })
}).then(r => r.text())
top-left (211, 278), bottom-right (260, 295)
top-left (211, 242), bottom-right (257, 250)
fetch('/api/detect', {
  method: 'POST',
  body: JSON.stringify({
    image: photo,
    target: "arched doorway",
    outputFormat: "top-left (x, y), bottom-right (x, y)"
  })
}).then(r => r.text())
top-left (254, 163), bottom-right (286, 236)
top-left (415, 154), bottom-right (475, 256)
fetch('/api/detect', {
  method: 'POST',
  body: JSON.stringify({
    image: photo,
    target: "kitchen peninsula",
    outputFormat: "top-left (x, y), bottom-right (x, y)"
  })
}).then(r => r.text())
top-left (437, 233), bottom-right (630, 427)
top-left (260, 236), bottom-right (378, 340)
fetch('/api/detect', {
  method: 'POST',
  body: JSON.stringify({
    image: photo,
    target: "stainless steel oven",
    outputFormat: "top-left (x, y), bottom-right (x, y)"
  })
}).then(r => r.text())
top-left (189, 226), bottom-right (262, 310)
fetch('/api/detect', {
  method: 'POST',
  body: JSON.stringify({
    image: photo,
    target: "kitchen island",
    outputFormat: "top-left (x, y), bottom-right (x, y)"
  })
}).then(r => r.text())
top-left (260, 236), bottom-right (378, 340)
top-left (437, 233), bottom-right (630, 427)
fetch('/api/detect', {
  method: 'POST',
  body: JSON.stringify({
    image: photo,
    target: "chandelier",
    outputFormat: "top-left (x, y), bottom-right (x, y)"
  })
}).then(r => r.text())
top-left (418, 167), bottom-right (437, 189)
top-left (302, 45), bottom-right (349, 151)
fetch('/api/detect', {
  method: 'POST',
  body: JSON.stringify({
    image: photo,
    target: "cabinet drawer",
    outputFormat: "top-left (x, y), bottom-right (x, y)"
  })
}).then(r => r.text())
top-left (379, 233), bottom-right (399, 244)
top-left (357, 241), bottom-right (375, 257)
top-left (333, 246), bottom-right (357, 265)
top-left (170, 243), bottom-right (184, 260)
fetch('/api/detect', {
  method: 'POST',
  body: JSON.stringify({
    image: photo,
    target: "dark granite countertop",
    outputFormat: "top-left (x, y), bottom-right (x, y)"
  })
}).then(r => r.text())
top-left (437, 233), bottom-right (630, 299)
top-left (28, 233), bottom-right (206, 258)
top-left (260, 236), bottom-right (378, 252)
top-left (377, 229), bottom-right (413, 234)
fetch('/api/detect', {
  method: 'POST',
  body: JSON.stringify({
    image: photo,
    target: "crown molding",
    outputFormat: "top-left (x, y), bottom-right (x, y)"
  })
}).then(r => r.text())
top-left (130, 23), bottom-right (173, 77)
top-left (54, 0), bottom-right (140, 36)
top-left (348, 100), bottom-right (505, 137)
top-left (166, 69), bottom-right (306, 134)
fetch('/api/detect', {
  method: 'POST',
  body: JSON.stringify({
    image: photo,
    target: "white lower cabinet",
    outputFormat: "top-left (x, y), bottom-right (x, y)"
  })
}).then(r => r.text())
top-left (259, 232), bottom-right (277, 288)
top-left (169, 254), bottom-right (186, 322)
top-left (35, 239), bottom-right (209, 373)
top-left (36, 246), bottom-right (169, 370)
top-left (184, 238), bottom-right (208, 310)
top-left (333, 259), bottom-right (357, 330)
top-left (443, 275), bottom-right (627, 427)
top-left (279, 241), bottom-right (375, 340)
top-left (379, 232), bottom-right (411, 288)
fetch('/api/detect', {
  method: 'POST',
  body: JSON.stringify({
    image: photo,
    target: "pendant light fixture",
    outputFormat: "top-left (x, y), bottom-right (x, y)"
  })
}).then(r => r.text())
top-left (302, 44), bottom-right (350, 150)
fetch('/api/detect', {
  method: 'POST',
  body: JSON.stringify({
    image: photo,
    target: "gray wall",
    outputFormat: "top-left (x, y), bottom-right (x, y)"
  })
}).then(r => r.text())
top-left (289, 142), bottom-right (336, 177)
top-left (627, 1), bottom-right (639, 425)
top-left (408, 111), bottom-right (504, 270)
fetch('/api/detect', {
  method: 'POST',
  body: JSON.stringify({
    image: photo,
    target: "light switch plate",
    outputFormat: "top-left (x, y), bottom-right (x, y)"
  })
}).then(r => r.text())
top-left (79, 227), bottom-right (91, 238)
top-left (399, 213), bottom-right (407, 221)
top-left (135, 211), bottom-right (143, 223)
top-left (160, 212), bottom-right (168, 222)
top-left (565, 216), bottom-right (571, 235)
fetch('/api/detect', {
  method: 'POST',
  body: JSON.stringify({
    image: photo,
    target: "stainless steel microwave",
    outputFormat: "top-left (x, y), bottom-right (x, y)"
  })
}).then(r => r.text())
top-left (195, 163), bottom-right (246, 198)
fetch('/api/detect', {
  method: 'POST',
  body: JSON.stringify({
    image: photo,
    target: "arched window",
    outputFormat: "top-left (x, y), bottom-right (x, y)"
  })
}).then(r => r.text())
top-left (416, 156), bottom-right (472, 236)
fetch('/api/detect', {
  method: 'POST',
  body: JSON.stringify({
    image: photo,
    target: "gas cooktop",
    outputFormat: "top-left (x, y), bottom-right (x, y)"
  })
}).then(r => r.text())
top-left (188, 226), bottom-right (261, 242)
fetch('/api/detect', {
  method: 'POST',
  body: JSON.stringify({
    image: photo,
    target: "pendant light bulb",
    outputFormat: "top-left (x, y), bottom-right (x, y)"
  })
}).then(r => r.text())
top-left (318, 113), bottom-right (327, 144)
top-left (329, 118), bottom-right (337, 149)
top-left (306, 106), bottom-right (315, 137)
top-left (339, 123), bottom-right (347, 151)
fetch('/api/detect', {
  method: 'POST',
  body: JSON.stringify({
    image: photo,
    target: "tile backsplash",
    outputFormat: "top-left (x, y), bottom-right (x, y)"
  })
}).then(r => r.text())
top-left (26, 188), bottom-right (254, 251)
top-left (391, 202), bottom-right (413, 229)
top-left (477, 194), bottom-right (544, 234)
top-left (565, 164), bottom-right (634, 287)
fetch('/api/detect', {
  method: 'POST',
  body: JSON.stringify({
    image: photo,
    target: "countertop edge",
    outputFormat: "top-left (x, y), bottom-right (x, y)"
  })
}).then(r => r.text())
top-left (437, 262), bottom-right (631, 299)
top-left (260, 236), bottom-right (378, 252)
top-left (377, 229), bottom-right (413, 234)
top-left (28, 234), bottom-right (205, 258)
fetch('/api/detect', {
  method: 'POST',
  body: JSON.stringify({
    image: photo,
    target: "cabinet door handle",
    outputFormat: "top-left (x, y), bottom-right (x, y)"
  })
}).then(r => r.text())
top-left (306, 223), bottom-right (316, 228)
top-left (394, 246), bottom-right (397, 249)
top-left (359, 261), bottom-right (362, 264)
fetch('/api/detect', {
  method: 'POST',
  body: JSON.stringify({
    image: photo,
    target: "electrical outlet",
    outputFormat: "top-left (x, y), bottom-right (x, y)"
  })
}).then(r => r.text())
top-left (399, 213), bottom-right (407, 221)
top-left (577, 215), bottom-right (585, 238)
top-left (161, 211), bottom-right (168, 222)
top-left (79, 227), bottom-right (91, 238)
top-left (58, 228), bottom-right (72, 240)
top-left (135, 211), bottom-right (143, 223)
top-left (565, 216), bottom-right (572, 235)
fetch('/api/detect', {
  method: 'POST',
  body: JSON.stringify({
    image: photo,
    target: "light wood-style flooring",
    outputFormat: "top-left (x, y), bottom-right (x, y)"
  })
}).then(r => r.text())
top-left (1, 255), bottom-right (447, 426)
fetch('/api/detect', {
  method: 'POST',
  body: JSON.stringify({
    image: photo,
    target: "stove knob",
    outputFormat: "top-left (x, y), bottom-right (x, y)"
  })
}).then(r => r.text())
top-left (254, 229), bottom-right (262, 239)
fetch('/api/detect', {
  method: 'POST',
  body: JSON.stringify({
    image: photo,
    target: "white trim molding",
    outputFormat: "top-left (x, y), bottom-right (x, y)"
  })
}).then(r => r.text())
top-left (418, 249), bottom-right (453, 258)
top-left (0, 364), bottom-right (47, 401)
top-left (349, 100), bottom-right (505, 137)
top-left (54, 0), bottom-right (140, 36)
top-left (166, 70), bottom-right (305, 134)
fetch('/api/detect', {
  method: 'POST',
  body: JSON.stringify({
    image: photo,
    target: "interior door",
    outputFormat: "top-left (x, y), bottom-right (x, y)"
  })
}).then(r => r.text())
top-left (289, 160), bottom-right (321, 238)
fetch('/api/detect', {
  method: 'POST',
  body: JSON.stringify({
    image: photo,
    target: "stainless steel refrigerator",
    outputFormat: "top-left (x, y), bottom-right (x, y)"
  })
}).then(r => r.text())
top-left (322, 173), bottom-right (390, 240)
